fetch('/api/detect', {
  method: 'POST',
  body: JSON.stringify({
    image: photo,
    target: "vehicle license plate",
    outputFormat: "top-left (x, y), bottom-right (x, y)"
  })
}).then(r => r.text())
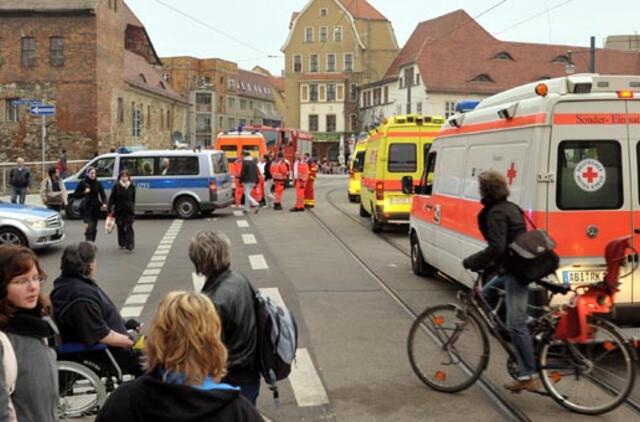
top-left (562, 270), bottom-right (606, 284)
top-left (390, 196), bottom-right (411, 205)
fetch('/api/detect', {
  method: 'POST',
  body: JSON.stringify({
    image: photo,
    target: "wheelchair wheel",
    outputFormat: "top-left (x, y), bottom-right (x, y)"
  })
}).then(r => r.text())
top-left (58, 360), bottom-right (107, 418)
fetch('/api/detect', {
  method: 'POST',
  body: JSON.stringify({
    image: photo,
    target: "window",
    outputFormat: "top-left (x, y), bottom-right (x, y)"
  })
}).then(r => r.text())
top-left (309, 114), bottom-right (319, 132)
top-left (310, 54), bottom-right (318, 72)
top-left (92, 158), bottom-right (116, 178)
top-left (196, 114), bottom-right (212, 134)
top-left (196, 92), bottom-right (212, 112)
top-left (415, 73), bottom-right (420, 85)
top-left (227, 79), bottom-right (236, 90)
top-left (5, 99), bottom-right (18, 122)
top-left (166, 110), bottom-right (171, 129)
top-left (50, 37), bottom-right (64, 67)
top-left (240, 99), bottom-right (247, 110)
top-left (113, 0), bottom-right (118, 11)
top-left (132, 106), bottom-right (141, 137)
top-left (384, 86), bottom-right (389, 103)
top-left (305, 27), bottom-right (314, 43)
top-left (399, 78), bottom-right (403, 89)
top-left (320, 8), bottom-right (328, 16)
top-left (147, 105), bottom-right (151, 129)
top-left (319, 85), bottom-right (325, 101)
top-left (211, 153), bottom-right (228, 174)
top-left (327, 54), bottom-right (336, 72)
top-left (344, 53), bottom-right (353, 72)
top-left (373, 88), bottom-right (381, 105)
top-left (334, 26), bottom-right (342, 42)
top-left (445, 101), bottom-right (456, 118)
top-left (309, 84), bottom-right (318, 102)
top-left (293, 55), bottom-right (302, 73)
top-left (227, 117), bottom-right (236, 129)
top-left (320, 27), bottom-right (328, 43)
top-left (494, 51), bottom-right (514, 61)
top-left (353, 151), bottom-right (365, 172)
top-left (227, 97), bottom-right (235, 110)
top-left (219, 76), bottom-right (224, 85)
top-left (337, 85), bottom-right (343, 101)
top-left (421, 152), bottom-right (437, 194)
top-left (350, 114), bottom-right (357, 132)
top-left (158, 156), bottom-right (200, 176)
top-left (301, 85), bottom-right (309, 101)
top-left (326, 84), bottom-right (336, 101)
top-left (552, 55), bottom-right (569, 64)
top-left (350, 83), bottom-right (357, 101)
top-left (121, 157), bottom-right (155, 176)
top-left (416, 102), bottom-right (422, 114)
top-left (557, 141), bottom-right (622, 210)
top-left (470, 74), bottom-right (494, 83)
top-left (326, 114), bottom-right (336, 132)
top-left (388, 144), bottom-right (416, 172)
top-left (117, 98), bottom-right (123, 122)
top-left (21, 37), bottom-right (36, 67)
top-left (160, 108), bottom-right (164, 129)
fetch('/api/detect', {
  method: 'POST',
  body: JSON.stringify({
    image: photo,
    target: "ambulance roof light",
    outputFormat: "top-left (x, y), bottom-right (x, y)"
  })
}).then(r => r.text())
top-left (617, 90), bottom-right (634, 99)
top-left (535, 83), bottom-right (548, 97)
top-left (566, 74), bottom-right (593, 94)
top-left (455, 100), bottom-right (480, 113)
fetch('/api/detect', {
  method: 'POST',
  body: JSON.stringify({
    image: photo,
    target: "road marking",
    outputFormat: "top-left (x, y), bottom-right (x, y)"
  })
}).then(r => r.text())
top-left (259, 288), bottom-right (285, 309)
top-left (242, 234), bottom-right (257, 245)
top-left (237, 220), bottom-right (249, 228)
top-left (150, 255), bottom-right (167, 262)
top-left (288, 348), bottom-right (330, 407)
top-left (125, 294), bottom-right (149, 305)
top-left (133, 284), bottom-right (154, 294)
top-left (146, 261), bottom-right (164, 268)
top-left (249, 254), bottom-right (268, 270)
top-left (154, 249), bottom-right (170, 256)
top-left (121, 306), bottom-right (143, 318)
top-left (192, 273), bottom-right (205, 292)
top-left (160, 239), bottom-right (173, 244)
top-left (143, 268), bottom-right (161, 276)
top-left (162, 236), bottom-right (177, 241)
top-left (233, 210), bottom-right (244, 217)
top-left (137, 276), bottom-right (157, 284)
top-left (157, 244), bottom-right (172, 250)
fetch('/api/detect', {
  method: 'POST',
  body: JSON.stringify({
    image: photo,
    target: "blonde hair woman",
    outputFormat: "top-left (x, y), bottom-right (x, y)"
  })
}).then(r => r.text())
top-left (96, 292), bottom-right (262, 422)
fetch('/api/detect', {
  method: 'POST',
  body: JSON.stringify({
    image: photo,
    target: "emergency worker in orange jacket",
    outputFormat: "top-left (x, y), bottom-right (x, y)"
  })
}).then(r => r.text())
top-left (270, 152), bottom-right (288, 210)
top-left (290, 153), bottom-right (309, 212)
top-left (303, 153), bottom-right (318, 208)
top-left (230, 160), bottom-right (243, 207)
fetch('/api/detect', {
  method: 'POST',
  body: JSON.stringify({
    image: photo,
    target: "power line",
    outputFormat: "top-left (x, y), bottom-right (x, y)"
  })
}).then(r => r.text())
top-left (493, 0), bottom-right (574, 36)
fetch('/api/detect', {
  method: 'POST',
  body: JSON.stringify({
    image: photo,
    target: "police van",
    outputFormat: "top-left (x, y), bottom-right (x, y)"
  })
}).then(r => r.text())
top-left (64, 149), bottom-right (233, 219)
top-left (405, 74), bottom-right (640, 322)
top-left (360, 114), bottom-right (444, 232)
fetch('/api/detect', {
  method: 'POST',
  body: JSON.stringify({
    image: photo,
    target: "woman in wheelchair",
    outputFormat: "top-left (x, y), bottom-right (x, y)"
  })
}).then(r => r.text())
top-left (0, 245), bottom-right (58, 422)
top-left (51, 242), bottom-right (143, 377)
top-left (96, 291), bottom-right (262, 421)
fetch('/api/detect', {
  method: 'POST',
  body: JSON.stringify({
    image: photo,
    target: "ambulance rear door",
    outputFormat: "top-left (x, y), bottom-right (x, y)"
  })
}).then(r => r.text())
top-left (548, 100), bottom-right (632, 296)
top-left (626, 99), bottom-right (640, 304)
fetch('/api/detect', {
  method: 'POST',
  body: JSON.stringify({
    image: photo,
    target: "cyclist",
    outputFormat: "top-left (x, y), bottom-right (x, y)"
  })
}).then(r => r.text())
top-left (462, 170), bottom-right (539, 393)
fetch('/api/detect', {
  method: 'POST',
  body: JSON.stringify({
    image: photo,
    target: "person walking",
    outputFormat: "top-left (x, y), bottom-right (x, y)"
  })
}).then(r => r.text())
top-left (462, 170), bottom-right (539, 393)
top-left (270, 152), bottom-right (288, 210)
top-left (74, 166), bottom-right (107, 242)
top-left (257, 155), bottom-right (267, 208)
top-left (239, 152), bottom-right (260, 214)
top-left (96, 291), bottom-right (263, 422)
top-left (262, 153), bottom-right (274, 207)
top-left (108, 170), bottom-right (136, 251)
top-left (231, 160), bottom-right (243, 208)
top-left (0, 246), bottom-right (59, 422)
top-left (189, 231), bottom-right (260, 405)
top-left (290, 153), bottom-right (309, 212)
top-left (9, 158), bottom-right (30, 205)
top-left (57, 149), bottom-right (68, 179)
top-left (40, 166), bottom-right (68, 212)
top-left (304, 153), bottom-right (318, 209)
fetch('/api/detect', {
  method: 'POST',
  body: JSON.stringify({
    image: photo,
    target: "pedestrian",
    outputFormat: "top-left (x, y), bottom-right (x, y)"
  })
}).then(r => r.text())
top-left (189, 231), bottom-right (260, 405)
top-left (0, 245), bottom-right (59, 422)
top-left (290, 153), bottom-right (309, 212)
top-left (257, 155), bottom-right (267, 208)
top-left (462, 170), bottom-right (539, 393)
top-left (262, 153), bottom-right (274, 207)
top-left (239, 151), bottom-right (260, 214)
top-left (270, 152), bottom-right (288, 210)
top-left (58, 149), bottom-right (68, 179)
top-left (95, 291), bottom-right (263, 422)
top-left (74, 166), bottom-right (107, 242)
top-left (231, 160), bottom-right (243, 208)
top-left (40, 166), bottom-right (68, 212)
top-left (9, 158), bottom-right (30, 205)
top-left (108, 170), bottom-right (136, 251)
top-left (51, 242), bottom-right (144, 376)
top-left (304, 152), bottom-right (318, 209)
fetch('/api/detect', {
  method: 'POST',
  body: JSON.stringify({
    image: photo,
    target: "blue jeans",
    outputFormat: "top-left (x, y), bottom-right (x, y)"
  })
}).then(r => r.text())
top-left (11, 187), bottom-right (26, 204)
top-left (243, 183), bottom-right (259, 212)
top-left (237, 380), bottom-right (260, 405)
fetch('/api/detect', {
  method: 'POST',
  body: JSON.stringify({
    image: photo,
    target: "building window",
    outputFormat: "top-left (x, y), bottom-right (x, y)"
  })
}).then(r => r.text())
top-left (334, 26), bottom-right (342, 42)
top-left (373, 88), bottom-right (381, 105)
top-left (350, 114), bottom-right (357, 132)
top-left (305, 27), bottom-right (314, 43)
top-left (5, 99), bottom-right (19, 122)
top-left (21, 37), bottom-right (36, 67)
top-left (117, 98), bottom-right (123, 122)
top-left (470, 73), bottom-right (494, 83)
top-left (326, 114), bottom-right (336, 132)
top-left (160, 108), bottom-right (164, 129)
top-left (416, 102), bottom-right (422, 114)
top-left (415, 73), bottom-right (420, 85)
top-left (384, 86), bottom-right (389, 103)
top-left (240, 99), bottom-right (247, 110)
top-left (227, 79), bottom-right (236, 90)
top-left (219, 116), bottom-right (224, 130)
top-left (293, 55), bottom-right (302, 73)
top-left (309, 84), bottom-right (318, 102)
top-left (219, 76), bottom-right (224, 85)
top-left (320, 8), bottom-right (327, 16)
top-left (147, 106), bottom-right (151, 129)
top-left (350, 83), bottom-right (357, 101)
top-left (494, 51), bottom-right (514, 61)
top-left (399, 78), bottom-right (403, 89)
top-left (301, 85), bottom-right (309, 101)
top-left (132, 106), bottom-right (141, 137)
top-left (309, 114), bottom-right (319, 132)
top-left (114, 0), bottom-right (118, 11)
top-left (445, 101), bottom-right (456, 118)
top-left (50, 37), bottom-right (64, 67)
top-left (327, 84), bottom-right (336, 101)
top-left (320, 27), bottom-right (328, 43)
top-left (310, 54), bottom-right (318, 72)
top-left (344, 53), bottom-right (353, 72)
top-left (552, 55), bottom-right (569, 64)
top-left (228, 117), bottom-right (236, 129)
top-left (227, 97), bottom-right (235, 110)
top-left (167, 110), bottom-right (171, 129)
top-left (327, 54), bottom-right (336, 72)
top-left (196, 92), bottom-right (212, 112)
top-left (337, 85), bottom-right (343, 101)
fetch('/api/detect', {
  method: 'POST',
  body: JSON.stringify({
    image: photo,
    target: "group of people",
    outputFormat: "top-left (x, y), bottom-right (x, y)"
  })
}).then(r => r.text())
top-left (231, 151), bottom-right (318, 213)
top-left (0, 228), bottom-right (265, 421)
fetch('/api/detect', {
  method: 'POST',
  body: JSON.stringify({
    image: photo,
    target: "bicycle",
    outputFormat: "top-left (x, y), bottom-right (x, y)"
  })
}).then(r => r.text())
top-left (407, 236), bottom-right (637, 415)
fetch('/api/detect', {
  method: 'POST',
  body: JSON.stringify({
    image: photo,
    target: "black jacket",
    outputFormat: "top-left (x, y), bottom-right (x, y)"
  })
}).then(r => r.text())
top-left (109, 182), bottom-right (136, 222)
top-left (74, 178), bottom-right (107, 220)
top-left (202, 270), bottom-right (258, 384)
top-left (239, 158), bottom-right (259, 184)
top-left (263, 159), bottom-right (272, 180)
top-left (9, 167), bottom-right (30, 188)
top-left (463, 199), bottom-right (526, 273)
top-left (96, 373), bottom-right (263, 422)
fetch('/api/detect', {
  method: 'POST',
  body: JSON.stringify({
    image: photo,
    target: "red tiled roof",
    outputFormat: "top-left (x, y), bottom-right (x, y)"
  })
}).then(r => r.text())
top-left (270, 76), bottom-right (285, 92)
top-left (385, 9), bottom-right (640, 94)
top-left (238, 69), bottom-right (275, 100)
top-left (337, 0), bottom-right (388, 21)
top-left (124, 51), bottom-right (185, 102)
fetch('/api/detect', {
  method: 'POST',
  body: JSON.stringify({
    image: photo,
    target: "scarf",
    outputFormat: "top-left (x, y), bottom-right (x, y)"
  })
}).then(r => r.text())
top-left (120, 179), bottom-right (131, 189)
top-left (6, 308), bottom-right (57, 341)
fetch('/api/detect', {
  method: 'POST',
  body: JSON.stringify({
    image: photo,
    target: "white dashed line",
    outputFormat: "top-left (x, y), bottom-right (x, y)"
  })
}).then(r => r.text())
top-left (288, 348), bottom-right (330, 407)
top-left (154, 249), bottom-right (170, 256)
top-left (233, 210), bottom-right (244, 217)
top-left (150, 255), bottom-right (167, 262)
top-left (146, 261), bottom-right (164, 269)
top-left (192, 273), bottom-right (205, 292)
top-left (237, 220), bottom-right (249, 228)
top-left (159, 239), bottom-right (173, 244)
top-left (137, 276), bottom-right (157, 284)
top-left (157, 244), bottom-right (172, 250)
top-left (133, 284), bottom-right (154, 294)
top-left (259, 288), bottom-right (285, 309)
top-left (143, 268), bottom-right (161, 276)
top-left (248, 254), bottom-right (268, 270)
top-left (125, 294), bottom-right (149, 305)
top-left (121, 306), bottom-right (143, 318)
top-left (242, 234), bottom-right (257, 245)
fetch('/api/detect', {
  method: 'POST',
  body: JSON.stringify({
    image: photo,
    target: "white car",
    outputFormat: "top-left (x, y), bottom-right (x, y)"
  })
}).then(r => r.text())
top-left (0, 201), bottom-right (65, 248)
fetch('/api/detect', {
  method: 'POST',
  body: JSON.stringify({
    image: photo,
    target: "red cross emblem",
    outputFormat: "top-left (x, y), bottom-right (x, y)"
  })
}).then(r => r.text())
top-left (582, 166), bottom-right (599, 184)
top-left (507, 162), bottom-right (517, 185)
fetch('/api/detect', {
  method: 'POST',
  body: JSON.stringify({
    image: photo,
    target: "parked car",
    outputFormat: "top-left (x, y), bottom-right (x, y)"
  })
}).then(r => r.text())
top-left (0, 201), bottom-right (65, 248)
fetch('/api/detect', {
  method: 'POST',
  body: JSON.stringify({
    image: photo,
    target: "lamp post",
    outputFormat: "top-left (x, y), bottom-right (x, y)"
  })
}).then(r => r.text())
top-left (565, 50), bottom-right (576, 75)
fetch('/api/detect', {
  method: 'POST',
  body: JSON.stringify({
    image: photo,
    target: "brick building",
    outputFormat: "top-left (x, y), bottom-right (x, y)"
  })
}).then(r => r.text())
top-left (0, 0), bottom-right (187, 165)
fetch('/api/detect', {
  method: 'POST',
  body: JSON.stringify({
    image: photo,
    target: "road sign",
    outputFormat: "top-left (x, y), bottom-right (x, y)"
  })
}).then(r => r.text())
top-left (13, 99), bottom-right (42, 106)
top-left (30, 104), bottom-right (56, 116)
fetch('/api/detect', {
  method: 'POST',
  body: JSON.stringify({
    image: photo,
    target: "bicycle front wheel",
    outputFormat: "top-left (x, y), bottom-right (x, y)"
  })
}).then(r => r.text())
top-left (539, 317), bottom-right (636, 415)
top-left (407, 304), bottom-right (489, 393)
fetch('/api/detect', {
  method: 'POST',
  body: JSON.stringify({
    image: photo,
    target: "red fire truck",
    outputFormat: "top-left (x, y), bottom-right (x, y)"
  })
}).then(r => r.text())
top-left (243, 125), bottom-right (314, 164)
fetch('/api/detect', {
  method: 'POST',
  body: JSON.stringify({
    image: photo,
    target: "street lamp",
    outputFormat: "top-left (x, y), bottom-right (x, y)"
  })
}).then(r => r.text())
top-left (565, 50), bottom-right (576, 75)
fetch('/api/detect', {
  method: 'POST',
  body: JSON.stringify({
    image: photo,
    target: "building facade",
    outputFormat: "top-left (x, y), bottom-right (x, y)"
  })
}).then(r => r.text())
top-left (236, 69), bottom-right (282, 128)
top-left (0, 0), bottom-right (186, 164)
top-left (282, 0), bottom-right (398, 160)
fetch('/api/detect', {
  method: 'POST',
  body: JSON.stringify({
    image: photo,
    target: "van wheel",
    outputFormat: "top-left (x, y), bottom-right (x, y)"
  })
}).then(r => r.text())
top-left (411, 232), bottom-right (435, 277)
top-left (175, 196), bottom-right (199, 219)
top-left (371, 208), bottom-right (383, 233)
top-left (359, 203), bottom-right (370, 217)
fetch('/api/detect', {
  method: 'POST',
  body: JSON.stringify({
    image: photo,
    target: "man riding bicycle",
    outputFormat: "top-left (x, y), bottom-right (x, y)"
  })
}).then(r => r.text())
top-left (462, 170), bottom-right (539, 393)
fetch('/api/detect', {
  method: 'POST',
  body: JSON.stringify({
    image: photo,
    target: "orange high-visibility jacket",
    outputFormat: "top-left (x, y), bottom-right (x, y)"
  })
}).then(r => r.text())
top-left (270, 160), bottom-right (288, 181)
top-left (295, 160), bottom-right (309, 182)
top-left (307, 159), bottom-right (318, 180)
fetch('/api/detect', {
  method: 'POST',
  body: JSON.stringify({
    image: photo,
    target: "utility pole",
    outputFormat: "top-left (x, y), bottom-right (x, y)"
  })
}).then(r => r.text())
top-left (590, 36), bottom-right (596, 73)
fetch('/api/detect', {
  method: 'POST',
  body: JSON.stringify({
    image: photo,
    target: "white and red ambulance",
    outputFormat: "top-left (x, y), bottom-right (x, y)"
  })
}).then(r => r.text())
top-left (406, 74), bottom-right (640, 322)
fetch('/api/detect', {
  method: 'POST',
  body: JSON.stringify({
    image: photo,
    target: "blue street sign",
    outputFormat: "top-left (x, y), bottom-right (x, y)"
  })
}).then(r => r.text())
top-left (13, 99), bottom-right (42, 106)
top-left (30, 104), bottom-right (56, 116)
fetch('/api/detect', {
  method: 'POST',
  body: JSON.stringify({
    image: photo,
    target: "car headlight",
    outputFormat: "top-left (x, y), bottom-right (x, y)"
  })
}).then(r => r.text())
top-left (25, 218), bottom-right (48, 229)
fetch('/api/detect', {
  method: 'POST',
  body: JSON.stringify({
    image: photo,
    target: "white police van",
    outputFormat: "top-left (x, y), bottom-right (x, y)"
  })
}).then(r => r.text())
top-left (64, 149), bottom-right (233, 219)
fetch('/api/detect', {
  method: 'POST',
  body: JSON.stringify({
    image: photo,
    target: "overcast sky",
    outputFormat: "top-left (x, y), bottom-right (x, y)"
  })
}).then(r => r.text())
top-left (127, 0), bottom-right (640, 75)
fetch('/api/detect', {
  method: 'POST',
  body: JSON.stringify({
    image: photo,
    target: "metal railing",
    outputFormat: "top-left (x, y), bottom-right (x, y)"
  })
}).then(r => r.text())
top-left (0, 159), bottom-right (89, 195)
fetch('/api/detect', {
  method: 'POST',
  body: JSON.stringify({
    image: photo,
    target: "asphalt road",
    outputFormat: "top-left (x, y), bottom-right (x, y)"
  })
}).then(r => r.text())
top-left (28, 176), bottom-right (640, 421)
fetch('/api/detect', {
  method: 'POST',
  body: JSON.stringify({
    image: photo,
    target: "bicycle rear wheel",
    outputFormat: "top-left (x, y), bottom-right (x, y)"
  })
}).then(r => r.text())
top-left (539, 317), bottom-right (635, 415)
top-left (58, 360), bottom-right (107, 418)
top-left (407, 304), bottom-right (489, 393)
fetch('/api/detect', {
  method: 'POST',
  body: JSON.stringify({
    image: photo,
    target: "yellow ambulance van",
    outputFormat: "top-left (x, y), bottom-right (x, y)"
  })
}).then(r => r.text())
top-left (360, 114), bottom-right (444, 232)
top-left (348, 140), bottom-right (368, 202)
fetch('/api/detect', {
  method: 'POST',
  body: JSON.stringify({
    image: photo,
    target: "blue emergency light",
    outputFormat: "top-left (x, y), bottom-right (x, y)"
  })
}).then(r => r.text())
top-left (455, 100), bottom-right (480, 113)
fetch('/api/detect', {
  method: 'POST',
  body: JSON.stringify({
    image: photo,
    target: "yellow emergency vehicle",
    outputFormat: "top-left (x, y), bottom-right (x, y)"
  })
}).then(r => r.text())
top-left (348, 140), bottom-right (367, 202)
top-left (360, 114), bottom-right (444, 232)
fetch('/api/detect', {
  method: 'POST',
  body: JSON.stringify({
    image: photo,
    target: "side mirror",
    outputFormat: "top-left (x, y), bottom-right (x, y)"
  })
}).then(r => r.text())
top-left (401, 176), bottom-right (414, 194)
